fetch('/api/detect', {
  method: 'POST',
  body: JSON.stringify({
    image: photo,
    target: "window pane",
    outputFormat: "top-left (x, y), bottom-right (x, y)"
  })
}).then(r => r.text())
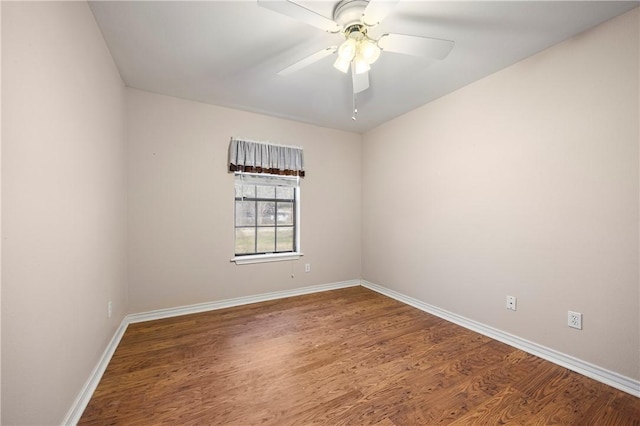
top-left (276, 227), bottom-right (294, 252)
top-left (258, 201), bottom-right (275, 225)
top-left (235, 228), bottom-right (255, 254)
top-left (235, 201), bottom-right (255, 226)
top-left (257, 228), bottom-right (275, 253)
top-left (277, 202), bottom-right (293, 225)
top-left (235, 183), bottom-right (255, 199)
top-left (276, 186), bottom-right (294, 200)
top-left (256, 185), bottom-right (275, 199)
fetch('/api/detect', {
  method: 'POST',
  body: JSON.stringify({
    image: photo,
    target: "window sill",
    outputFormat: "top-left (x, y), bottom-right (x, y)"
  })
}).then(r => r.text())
top-left (231, 252), bottom-right (303, 265)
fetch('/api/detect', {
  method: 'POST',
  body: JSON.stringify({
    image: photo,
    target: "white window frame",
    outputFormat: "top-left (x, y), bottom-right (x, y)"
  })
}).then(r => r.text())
top-left (231, 172), bottom-right (302, 265)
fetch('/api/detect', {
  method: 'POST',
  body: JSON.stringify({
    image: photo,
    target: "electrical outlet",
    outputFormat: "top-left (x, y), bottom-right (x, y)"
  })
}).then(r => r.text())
top-left (506, 295), bottom-right (517, 311)
top-left (108, 301), bottom-right (112, 318)
top-left (304, 263), bottom-right (311, 273)
top-left (568, 311), bottom-right (582, 329)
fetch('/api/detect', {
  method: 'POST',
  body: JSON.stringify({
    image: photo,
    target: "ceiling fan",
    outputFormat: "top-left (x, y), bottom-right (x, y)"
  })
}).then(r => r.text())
top-left (258, 0), bottom-right (454, 116)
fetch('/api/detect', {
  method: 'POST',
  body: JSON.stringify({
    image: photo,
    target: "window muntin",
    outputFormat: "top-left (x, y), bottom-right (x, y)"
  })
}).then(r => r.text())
top-left (234, 173), bottom-right (298, 256)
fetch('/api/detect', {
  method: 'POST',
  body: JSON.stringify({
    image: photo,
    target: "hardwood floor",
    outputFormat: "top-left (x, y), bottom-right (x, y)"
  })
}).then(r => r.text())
top-left (80, 286), bottom-right (640, 425)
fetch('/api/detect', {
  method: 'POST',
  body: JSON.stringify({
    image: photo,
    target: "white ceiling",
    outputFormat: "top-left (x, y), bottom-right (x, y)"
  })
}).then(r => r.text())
top-left (89, 1), bottom-right (638, 134)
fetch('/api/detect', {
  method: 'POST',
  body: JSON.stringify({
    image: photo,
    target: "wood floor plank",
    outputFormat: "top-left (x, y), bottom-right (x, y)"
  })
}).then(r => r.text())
top-left (79, 286), bottom-right (640, 425)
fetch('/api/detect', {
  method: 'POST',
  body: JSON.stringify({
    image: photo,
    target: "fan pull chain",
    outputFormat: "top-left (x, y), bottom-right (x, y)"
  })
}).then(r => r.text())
top-left (352, 92), bottom-right (358, 121)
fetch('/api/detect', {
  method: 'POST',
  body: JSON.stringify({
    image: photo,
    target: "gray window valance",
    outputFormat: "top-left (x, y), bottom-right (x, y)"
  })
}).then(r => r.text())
top-left (229, 138), bottom-right (305, 177)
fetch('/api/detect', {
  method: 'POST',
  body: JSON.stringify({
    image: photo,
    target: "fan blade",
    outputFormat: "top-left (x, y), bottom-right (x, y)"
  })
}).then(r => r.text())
top-left (352, 68), bottom-right (370, 94)
top-left (277, 47), bottom-right (337, 76)
top-left (258, 0), bottom-right (340, 33)
top-left (378, 34), bottom-right (454, 59)
top-left (362, 0), bottom-right (399, 27)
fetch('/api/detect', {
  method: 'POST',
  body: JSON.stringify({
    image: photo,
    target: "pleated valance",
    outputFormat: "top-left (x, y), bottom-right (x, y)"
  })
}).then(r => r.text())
top-left (229, 138), bottom-right (305, 177)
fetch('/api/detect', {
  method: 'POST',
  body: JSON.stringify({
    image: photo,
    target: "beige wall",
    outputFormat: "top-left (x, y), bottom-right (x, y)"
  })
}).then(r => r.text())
top-left (126, 89), bottom-right (362, 313)
top-left (362, 8), bottom-right (639, 380)
top-left (1, 2), bottom-right (127, 424)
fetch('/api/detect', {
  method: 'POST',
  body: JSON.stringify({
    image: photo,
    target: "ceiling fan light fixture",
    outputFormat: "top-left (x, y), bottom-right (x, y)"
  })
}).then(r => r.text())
top-left (359, 38), bottom-right (381, 64)
top-left (333, 55), bottom-right (351, 73)
top-left (338, 38), bottom-right (357, 61)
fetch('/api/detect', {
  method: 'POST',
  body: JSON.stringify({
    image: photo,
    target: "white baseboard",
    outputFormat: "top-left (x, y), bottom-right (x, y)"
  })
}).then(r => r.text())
top-left (361, 280), bottom-right (640, 398)
top-left (62, 280), bottom-right (361, 424)
top-left (127, 280), bottom-right (360, 324)
top-left (62, 321), bottom-right (129, 425)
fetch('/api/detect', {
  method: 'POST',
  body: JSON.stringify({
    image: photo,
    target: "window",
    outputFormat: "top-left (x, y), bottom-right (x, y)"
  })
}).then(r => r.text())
top-left (228, 137), bottom-right (304, 264)
top-left (233, 173), bottom-right (300, 262)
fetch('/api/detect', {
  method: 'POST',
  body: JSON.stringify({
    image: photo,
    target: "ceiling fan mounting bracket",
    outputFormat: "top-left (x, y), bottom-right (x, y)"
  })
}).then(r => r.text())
top-left (333, 0), bottom-right (369, 28)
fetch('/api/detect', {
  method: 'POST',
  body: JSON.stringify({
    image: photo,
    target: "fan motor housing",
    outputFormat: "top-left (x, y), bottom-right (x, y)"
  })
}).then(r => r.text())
top-left (333, 0), bottom-right (368, 28)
